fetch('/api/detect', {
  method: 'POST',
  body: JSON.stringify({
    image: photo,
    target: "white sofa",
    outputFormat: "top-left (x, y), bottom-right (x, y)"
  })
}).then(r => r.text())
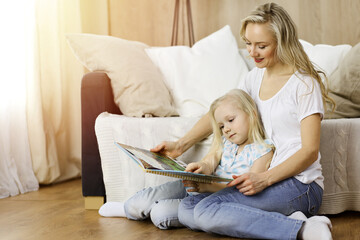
top-left (95, 113), bottom-right (360, 214)
top-left (71, 26), bottom-right (360, 214)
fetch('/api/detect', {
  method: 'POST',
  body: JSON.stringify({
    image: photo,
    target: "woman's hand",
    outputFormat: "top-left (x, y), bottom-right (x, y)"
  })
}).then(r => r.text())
top-left (150, 141), bottom-right (183, 159)
top-left (227, 172), bottom-right (270, 195)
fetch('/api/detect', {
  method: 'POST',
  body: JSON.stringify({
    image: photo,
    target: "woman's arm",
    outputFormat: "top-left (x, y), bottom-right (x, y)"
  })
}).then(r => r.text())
top-left (229, 113), bottom-right (321, 195)
top-left (265, 113), bottom-right (321, 184)
top-left (151, 112), bottom-right (213, 158)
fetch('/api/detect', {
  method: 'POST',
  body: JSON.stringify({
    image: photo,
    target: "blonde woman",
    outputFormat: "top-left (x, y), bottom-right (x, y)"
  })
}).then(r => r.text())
top-left (153, 3), bottom-right (334, 239)
top-left (122, 89), bottom-right (273, 229)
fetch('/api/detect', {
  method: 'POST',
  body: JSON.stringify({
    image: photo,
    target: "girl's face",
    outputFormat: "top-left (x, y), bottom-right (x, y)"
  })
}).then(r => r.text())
top-left (244, 23), bottom-right (278, 69)
top-left (214, 100), bottom-right (250, 146)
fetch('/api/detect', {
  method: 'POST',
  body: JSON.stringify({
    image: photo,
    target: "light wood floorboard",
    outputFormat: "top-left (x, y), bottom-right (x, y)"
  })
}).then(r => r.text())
top-left (0, 179), bottom-right (359, 240)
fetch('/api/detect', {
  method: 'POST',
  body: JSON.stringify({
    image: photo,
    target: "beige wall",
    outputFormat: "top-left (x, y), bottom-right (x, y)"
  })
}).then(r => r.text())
top-left (89, 0), bottom-right (360, 47)
top-left (192, 0), bottom-right (360, 47)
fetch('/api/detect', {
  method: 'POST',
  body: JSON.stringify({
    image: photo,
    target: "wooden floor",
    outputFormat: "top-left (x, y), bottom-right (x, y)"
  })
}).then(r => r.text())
top-left (1, 179), bottom-right (359, 240)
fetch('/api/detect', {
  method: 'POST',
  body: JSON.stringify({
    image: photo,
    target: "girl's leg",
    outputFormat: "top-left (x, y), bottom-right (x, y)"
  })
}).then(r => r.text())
top-left (124, 180), bottom-right (186, 221)
top-left (179, 178), bottom-right (323, 240)
top-left (149, 198), bottom-right (182, 229)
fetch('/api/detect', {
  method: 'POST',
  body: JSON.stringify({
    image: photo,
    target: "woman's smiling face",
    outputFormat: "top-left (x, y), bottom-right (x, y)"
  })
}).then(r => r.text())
top-left (244, 23), bottom-right (278, 69)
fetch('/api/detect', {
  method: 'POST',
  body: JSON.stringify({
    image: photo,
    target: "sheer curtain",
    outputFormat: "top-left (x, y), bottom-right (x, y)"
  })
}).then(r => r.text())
top-left (0, 0), bottom-right (88, 197)
top-left (27, 0), bottom-right (85, 184)
top-left (0, 0), bottom-right (196, 195)
top-left (0, 1), bottom-right (39, 198)
top-left (27, 0), bottom-right (109, 184)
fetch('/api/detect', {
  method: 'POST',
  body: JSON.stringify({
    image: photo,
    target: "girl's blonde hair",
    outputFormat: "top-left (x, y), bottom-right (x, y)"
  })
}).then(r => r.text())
top-left (240, 2), bottom-right (335, 110)
top-left (208, 89), bottom-right (272, 160)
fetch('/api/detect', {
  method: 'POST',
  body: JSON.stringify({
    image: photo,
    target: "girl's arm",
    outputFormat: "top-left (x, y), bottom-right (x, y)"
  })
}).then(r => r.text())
top-left (151, 112), bottom-right (212, 158)
top-left (229, 113), bottom-right (321, 195)
top-left (249, 151), bottom-right (273, 173)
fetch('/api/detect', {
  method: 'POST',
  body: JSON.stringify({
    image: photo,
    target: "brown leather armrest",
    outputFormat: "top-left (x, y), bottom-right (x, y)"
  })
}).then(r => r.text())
top-left (81, 72), bottom-right (121, 197)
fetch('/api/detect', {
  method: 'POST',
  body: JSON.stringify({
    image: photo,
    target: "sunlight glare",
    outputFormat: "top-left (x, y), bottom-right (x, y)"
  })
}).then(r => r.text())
top-left (0, 0), bottom-right (35, 111)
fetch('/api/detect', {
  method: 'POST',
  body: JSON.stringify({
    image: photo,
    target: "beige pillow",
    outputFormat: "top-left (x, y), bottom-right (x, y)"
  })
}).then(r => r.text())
top-left (325, 43), bottom-right (360, 119)
top-left (66, 33), bottom-right (177, 117)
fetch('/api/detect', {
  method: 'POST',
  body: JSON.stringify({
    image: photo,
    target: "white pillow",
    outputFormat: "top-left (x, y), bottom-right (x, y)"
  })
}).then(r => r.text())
top-left (300, 39), bottom-right (352, 77)
top-left (239, 48), bottom-right (256, 70)
top-left (145, 25), bottom-right (249, 117)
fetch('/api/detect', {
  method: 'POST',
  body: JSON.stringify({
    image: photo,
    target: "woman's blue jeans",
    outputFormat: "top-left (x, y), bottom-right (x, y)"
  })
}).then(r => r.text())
top-left (178, 177), bottom-right (323, 240)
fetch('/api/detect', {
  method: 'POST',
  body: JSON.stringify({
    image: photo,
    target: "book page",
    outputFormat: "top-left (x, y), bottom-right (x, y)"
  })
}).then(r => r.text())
top-left (117, 143), bottom-right (186, 171)
top-left (128, 148), bottom-right (165, 170)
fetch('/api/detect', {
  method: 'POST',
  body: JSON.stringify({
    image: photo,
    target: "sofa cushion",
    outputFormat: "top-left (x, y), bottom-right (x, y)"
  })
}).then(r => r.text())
top-left (66, 33), bottom-right (177, 117)
top-left (325, 42), bottom-right (360, 119)
top-left (145, 25), bottom-right (249, 117)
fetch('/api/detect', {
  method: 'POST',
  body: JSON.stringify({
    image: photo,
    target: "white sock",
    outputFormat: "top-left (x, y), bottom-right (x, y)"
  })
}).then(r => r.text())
top-left (98, 202), bottom-right (126, 217)
top-left (299, 215), bottom-right (333, 240)
top-left (288, 211), bottom-right (307, 221)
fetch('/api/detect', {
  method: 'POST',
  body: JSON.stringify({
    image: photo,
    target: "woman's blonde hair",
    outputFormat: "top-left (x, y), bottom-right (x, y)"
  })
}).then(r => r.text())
top-left (208, 89), bottom-right (272, 160)
top-left (240, 2), bottom-right (335, 110)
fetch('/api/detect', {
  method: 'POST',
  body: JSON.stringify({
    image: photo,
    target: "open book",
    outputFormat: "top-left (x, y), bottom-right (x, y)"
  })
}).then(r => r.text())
top-left (115, 142), bottom-right (232, 183)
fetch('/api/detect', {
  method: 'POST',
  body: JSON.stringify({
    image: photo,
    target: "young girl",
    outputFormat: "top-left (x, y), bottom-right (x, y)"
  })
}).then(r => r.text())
top-left (184, 89), bottom-right (273, 194)
top-left (115, 89), bottom-right (273, 230)
top-left (153, 3), bottom-right (334, 240)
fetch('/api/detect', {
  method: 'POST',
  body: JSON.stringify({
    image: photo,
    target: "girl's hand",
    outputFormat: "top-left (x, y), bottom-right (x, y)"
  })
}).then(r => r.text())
top-left (185, 162), bottom-right (212, 175)
top-left (183, 180), bottom-right (210, 193)
top-left (183, 180), bottom-right (200, 193)
top-left (227, 172), bottom-right (270, 195)
top-left (150, 141), bottom-right (183, 159)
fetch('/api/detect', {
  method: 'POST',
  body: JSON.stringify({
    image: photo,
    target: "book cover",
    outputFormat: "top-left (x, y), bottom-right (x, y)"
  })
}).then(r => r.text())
top-left (115, 142), bottom-right (232, 183)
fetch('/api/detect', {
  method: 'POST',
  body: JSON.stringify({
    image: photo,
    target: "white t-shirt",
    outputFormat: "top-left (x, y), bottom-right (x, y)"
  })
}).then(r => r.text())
top-left (239, 67), bottom-right (325, 188)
